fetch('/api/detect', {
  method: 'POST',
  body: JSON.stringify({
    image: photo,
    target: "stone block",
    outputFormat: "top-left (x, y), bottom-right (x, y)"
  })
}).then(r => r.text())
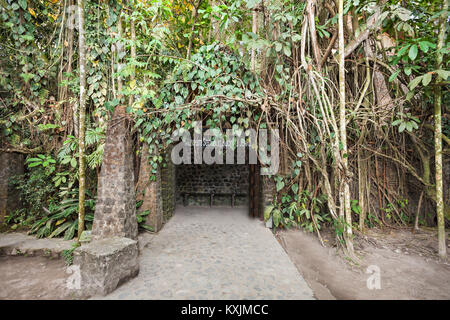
top-left (73, 237), bottom-right (139, 297)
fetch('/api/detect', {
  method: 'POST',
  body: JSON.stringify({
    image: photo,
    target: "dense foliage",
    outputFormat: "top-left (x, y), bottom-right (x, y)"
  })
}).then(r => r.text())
top-left (0, 0), bottom-right (448, 257)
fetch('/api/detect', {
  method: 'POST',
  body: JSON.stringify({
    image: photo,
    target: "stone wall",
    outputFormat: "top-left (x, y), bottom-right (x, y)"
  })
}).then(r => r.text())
top-left (260, 175), bottom-right (276, 216)
top-left (135, 147), bottom-right (176, 232)
top-left (176, 164), bottom-right (249, 206)
top-left (161, 150), bottom-right (176, 222)
top-left (0, 152), bottom-right (24, 223)
top-left (136, 144), bottom-right (163, 232)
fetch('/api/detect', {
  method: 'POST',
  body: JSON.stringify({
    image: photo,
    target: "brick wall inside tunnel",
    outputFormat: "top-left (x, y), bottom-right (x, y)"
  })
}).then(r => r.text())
top-left (175, 164), bottom-right (250, 207)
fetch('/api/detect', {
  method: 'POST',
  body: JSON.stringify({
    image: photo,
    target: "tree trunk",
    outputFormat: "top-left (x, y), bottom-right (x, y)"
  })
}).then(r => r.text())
top-left (186, 0), bottom-right (202, 59)
top-left (434, 0), bottom-right (447, 259)
top-left (338, 0), bottom-right (354, 255)
top-left (77, 0), bottom-right (86, 240)
top-left (117, 13), bottom-right (124, 99)
top-left (251, 8), bottom-right (258, 71)
top-left (307, 0), bottom-right (321, 67)
top-left (129, 17), bottom-right (136, 106)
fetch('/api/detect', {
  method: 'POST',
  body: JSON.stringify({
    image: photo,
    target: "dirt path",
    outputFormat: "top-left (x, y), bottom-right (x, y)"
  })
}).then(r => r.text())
top-left (278, 228), bottom-right (450, 300)
top-left (0, 256), bottom-right (72, 300)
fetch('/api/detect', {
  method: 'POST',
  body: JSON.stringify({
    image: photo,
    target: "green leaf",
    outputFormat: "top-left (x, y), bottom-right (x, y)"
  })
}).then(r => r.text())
top-left (61, 157), bottom-right (71, 165)
top-left (175, 95), bottom-right (183, 104)
top-left (408, 75), bottom-right (423, 90)
top-left (264, 205), bottom-right (274, 221)
top-left (276, 180), bottom-right (285, 192)
top-left (435, 69), bottom-right (450, 80)
top-left (408, 45), bottom-right (418, 60)
top-left (64, 222), bottom-right (77, 240)
top-left (140, 224), bottom-right (154, 232)
top-left (291, 184), bottom-right (299, 194)
top-left (398, 122), bottom-right (406, 133)
top-left (395, 7), bottom-right (412, 21)
top-left (21, 34), bottom-right (34, 41)
top-left (19, 0), bottom-right (27, 10)
top-left (28, 161), bottom-right (42, 168)
top-left (389, 70), bottom-right (400, 82)
top-left (283, 45), bottom-right (291, 57)
top-left (419, 41), bottom-right (429, 53)
top-left (49, 221), bottom-right (72, 238)
top-left (397, 45), bottom-right (410, 56)
top-left (272, 209), bottom-right (282, 227)
top-left (422, 73), bottom-right (432, 86)
top-left (70, 157), bottom-right (77, 168)
top-left (406, 122), bottom-right (413, 132)
top-left (275, 42), bottom-right (282, 52)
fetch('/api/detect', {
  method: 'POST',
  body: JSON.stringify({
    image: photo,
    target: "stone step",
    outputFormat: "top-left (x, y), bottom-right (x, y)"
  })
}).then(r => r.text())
top-left (0, 232), bottom-right (73, 258)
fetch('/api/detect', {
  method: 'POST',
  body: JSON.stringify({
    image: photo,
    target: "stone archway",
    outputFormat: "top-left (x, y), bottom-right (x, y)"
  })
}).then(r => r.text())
top-left (91, 111), bottom-right (277, 237)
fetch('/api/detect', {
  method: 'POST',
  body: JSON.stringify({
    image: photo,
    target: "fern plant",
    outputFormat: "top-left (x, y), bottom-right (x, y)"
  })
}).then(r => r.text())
top-left (29, 190), bottom-right (95, 240)
top-left (58, 127), bottom-right (105, 170)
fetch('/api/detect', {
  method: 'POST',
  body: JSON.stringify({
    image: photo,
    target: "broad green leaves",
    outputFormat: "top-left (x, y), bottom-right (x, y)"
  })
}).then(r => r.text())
top-left (408, 69), bottom-right (449, 91)
top-left (392, 112), bottom-right (420, 133)
top-left (132, 42), bottom-right (263, 182)
top-left (419, 40), bottom-right (434, 53)
top-left (272, 208), bottom-right (282, 227)
top-left (422, 73), bottom-right (432, 86)
top-left (18, 0), bottom-right (27, 10)
top-left (264, 205), bottom-right (274, 222)
top-left (408, 44), bottom-right (418, 60)
top-left (275, 176), bottom-right (285, 192)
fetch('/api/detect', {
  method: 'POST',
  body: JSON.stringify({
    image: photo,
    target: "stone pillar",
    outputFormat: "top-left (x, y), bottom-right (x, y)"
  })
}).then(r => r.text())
top-left (136, 143), bottom-right (163, 232)
top-left (91, 106), bottom-right (138, 240)
top-left (0, 152), bottom-right (24, 223)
